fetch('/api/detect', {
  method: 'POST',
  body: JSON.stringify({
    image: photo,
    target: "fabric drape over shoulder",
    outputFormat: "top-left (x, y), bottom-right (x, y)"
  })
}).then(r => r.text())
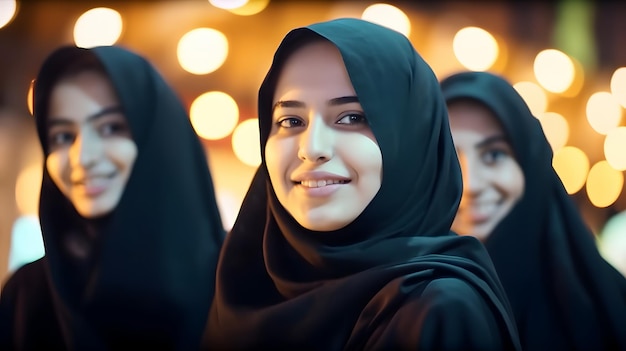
top-left (204, 18), bottom-right (521, 351)
top-left (0, 46), bottom-right (225, 350)
top-left (441, 71), bottom-right (626, 351)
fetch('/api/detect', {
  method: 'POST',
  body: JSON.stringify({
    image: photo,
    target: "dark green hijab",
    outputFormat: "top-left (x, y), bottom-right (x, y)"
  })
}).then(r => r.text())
top-left (205, 18), bottom-right (520, 350)
top-left (441, 71), bottom-right (626, 351)
top-left (5, 45), bottom-right (224, 350)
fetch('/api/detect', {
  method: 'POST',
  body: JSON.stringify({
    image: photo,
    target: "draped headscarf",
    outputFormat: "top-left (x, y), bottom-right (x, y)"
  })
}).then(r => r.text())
top-left (205, 19), bottom-right (520, 350)
top-left (1, 45), bottom-right (224, 350)
top-left (441, 70), bottom-right (626, 351)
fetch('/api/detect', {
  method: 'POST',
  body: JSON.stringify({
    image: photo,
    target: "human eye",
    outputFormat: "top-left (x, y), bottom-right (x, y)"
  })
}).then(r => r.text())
top-left (275, 116), bottom-right (305, 129)
top-left (481, 148), bottom-right (509, 165)
top-left (98, 115), bottom-right (131, 138)
top-left (336, 112), bottom-right (367, 125)
top-left (48, 130), bottom-right (75, 148)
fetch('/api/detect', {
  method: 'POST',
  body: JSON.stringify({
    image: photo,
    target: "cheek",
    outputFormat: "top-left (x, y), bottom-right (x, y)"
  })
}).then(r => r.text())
top-left (264, 137), bottom-right (295, 186)
top-left (45, 152), bottom-right (68, 191)
top-left (499, 161), bottom-right (525, 201)
top-left (341, 136), bottom-right (382, 179)
top-left (108, 140), bottom-right (138, 172)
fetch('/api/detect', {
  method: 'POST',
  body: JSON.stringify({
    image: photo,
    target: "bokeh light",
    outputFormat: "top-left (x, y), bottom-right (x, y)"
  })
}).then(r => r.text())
top-left (0, 0), bottom-right (17, 29)
top-left (15, 163), bottom-right (43, 215)
top-left (7, 216), bottom-right (45, 273)
top-left (599, 211), bottom-right (626, 276)
top-left (190, 91), bottom-right (239, 140)
top-left (232, 119), bottom-right (261, 167)
top-left (604, 126), bottom-right (626, 171)
top-left (177, 28), bottom-right (228, 75)
top-left (552, 146), bottom-right (589, 194)
top-left (361, 3), bottom-right (411, 37)
top-left (27, 79), bottom-right (34, 115)
top-left (537, 112), bottom-right (569, 151)
top-left (586, 91), bottom-right (622, 135)
top-left (533, 49), bottom-right (575, 93)
top-left (452, 26), bottom-right (499, 71)
top-left (586, 160), bottom-right (624, 208)
top-left (513, 81), bottom-right (548, 117)
top-left (610, 67), bottom-right (626, 108)
top-left (73, 7), bottom-right (123, 48)
top-left (228, 0), bottom-right (269, 15)
top-left (209, 0), bottom-right (248, 10)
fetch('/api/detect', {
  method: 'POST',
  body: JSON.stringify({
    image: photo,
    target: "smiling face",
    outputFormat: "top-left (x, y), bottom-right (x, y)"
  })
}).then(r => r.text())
top-left (265, 39), bottom-right (383, 232)
top-left (45, 69), bottom-right (137, 218)
top-left (448, 99), bottom-right (525, 240)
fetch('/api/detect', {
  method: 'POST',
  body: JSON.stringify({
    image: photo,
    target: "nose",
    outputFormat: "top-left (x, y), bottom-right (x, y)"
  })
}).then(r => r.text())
top-left (297, 114), bottom-right (333, 163)
top-left (70, 128), bottom-right (103, 168)
top-left (458, 152), bottom-right (486, 196)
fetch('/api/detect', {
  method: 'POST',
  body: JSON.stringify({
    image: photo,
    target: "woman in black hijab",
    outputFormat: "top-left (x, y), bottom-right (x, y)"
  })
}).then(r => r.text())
top-left (0, 45), bottom-right (225, 350)
top-left (441, 70), bottom-right (626, 351)
top-left (203, 18), bottom-right (521, 350)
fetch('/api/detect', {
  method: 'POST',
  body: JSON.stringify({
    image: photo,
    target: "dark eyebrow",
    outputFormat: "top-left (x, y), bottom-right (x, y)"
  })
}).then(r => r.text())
top-left (476, 135), bottom-right (508, 149)
top-left (47, 106), bottom-right (124, 127)
top-left (328, 96), bottom-right (359, 106)
top-left (272, 96), bottom-right (360, 113)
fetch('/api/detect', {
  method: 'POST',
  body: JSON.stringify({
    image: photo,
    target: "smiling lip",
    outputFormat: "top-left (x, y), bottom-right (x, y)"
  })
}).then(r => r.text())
top-left (291, 171), bottom-right (351, 197)
top-left (72, 172), bottom-right (117, 197)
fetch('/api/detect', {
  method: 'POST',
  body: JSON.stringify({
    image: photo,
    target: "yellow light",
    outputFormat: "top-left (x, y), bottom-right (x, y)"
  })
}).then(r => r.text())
top-left (586, 91), bottom-right (622, 135)
top-left (610, 67), bottom-right (626, 108)
top-left (0, 0), bottom-right (17, 29)
top-left (537, 112), bottom-right (569, 152)
top-left (512, 81), bottom-right (548, 117)
top-left (27, 79), bottom-right (34, 115)
top-left (177, 28), bottom-right (228, 75)
top-left (232, 119), bottom-right (261, 167)
top-left (586, 160), bottom-right (624, 208)
top-left (604, 127), bottom-right (626, 171)
top-left (552, 146), bottom-right (589, 194)
top-left (209, 0), bottom-right (248, 9)
top-left (228, 0), bottom-right (269, 15)
top-left (452, 27), bottom-right (499, 71)
top-left (361, 3), bottom-right (411, 37)
top-left (190, 91), bottom-right (239, 140)
top-left (533, 49), bottom-right (575, 93)
top-left (73, 7), bottom-right (123, 48)
top-left (15, 164), bottom-right (43, 216)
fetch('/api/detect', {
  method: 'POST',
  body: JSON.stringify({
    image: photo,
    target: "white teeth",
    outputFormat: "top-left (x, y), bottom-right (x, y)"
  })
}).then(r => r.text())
top-left (300, 180), bottom-right (346, 188)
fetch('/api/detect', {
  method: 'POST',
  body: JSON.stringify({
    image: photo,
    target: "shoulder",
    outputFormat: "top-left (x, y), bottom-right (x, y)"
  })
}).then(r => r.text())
top-left (2, 257), bottom-right (48, 298)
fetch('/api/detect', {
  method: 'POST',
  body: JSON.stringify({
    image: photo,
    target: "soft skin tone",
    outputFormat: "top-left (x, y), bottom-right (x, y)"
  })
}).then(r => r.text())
top-left (46, 70), bottom-right (137, 218)
top-left (265, 40), bottom-right (383, 232)
top-left (448, 99), bottom-right (525, 241)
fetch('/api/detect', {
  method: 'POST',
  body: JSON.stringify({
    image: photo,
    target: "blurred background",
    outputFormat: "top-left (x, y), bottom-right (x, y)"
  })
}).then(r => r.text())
top-left (1, 0), bottom-right (625, 283)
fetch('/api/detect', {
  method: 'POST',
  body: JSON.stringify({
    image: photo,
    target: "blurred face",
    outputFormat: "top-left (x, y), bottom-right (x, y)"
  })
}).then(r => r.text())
top-left (265, 40), bottom-right (382, 232)
top-left (46, 70), bottom-right (137, 218)
top-left (448, 100), bottom-right (525, 241)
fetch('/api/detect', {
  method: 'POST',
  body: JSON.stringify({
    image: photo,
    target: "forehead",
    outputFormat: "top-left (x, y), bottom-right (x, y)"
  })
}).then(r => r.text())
top-left (448, 99), bottom-right (504, 136)
top-left (273, 40), bottom-right (355, 101)
top-left (48, 70), bottom-right (119, 119)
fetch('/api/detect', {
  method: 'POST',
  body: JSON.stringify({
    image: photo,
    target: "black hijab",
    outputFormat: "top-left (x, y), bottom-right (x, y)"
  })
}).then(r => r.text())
top-left (204, 18), bottom-right (520, 350)
top-left (441, 71), bottom-right (626, 351)
top-left (1, 45), bottom-right (224, 350)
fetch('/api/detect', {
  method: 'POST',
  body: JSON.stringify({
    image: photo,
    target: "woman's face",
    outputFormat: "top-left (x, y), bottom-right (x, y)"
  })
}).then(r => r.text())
top-left (265, 40), bottom-right (383, 232)
top-left (448, 99), bottom-right (525, 240)
top-left (45, 69), bottom-right (137, 218)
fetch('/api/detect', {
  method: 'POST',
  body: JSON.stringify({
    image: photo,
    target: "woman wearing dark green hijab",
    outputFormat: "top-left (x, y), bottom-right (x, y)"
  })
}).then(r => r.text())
top-left (0, 45), bottom-right (225, 350)
top-left (442, 70), bottom-right (626, 350)
top-left (203, 18), bottom-right (521, 350)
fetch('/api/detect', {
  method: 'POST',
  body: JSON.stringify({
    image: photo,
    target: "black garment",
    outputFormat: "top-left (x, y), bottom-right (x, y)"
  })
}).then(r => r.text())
top-left (0, 46), bottom-right (225, 350)
top-left (203, 18), bottom-right (521, 351)
top-left (441, 71), bottom-right (626, 351)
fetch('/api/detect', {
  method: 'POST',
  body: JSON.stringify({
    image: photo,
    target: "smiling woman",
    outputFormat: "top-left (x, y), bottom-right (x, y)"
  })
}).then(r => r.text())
top-left (203, 18), bottom-right (521, 350)
top-left (0, 45), bottom-right (225, 350)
